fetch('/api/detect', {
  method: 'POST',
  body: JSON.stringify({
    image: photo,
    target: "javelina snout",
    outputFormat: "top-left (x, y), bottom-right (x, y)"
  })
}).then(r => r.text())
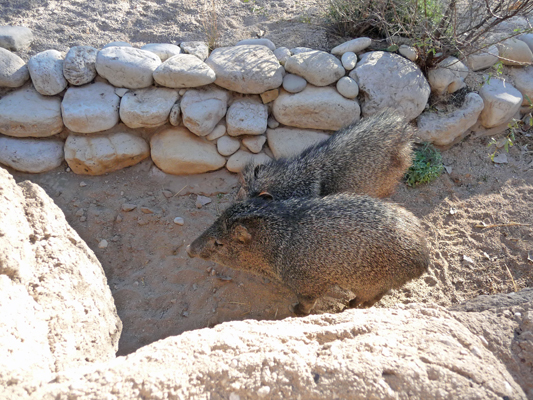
top-left (187, 194), bottom-right (430, 316)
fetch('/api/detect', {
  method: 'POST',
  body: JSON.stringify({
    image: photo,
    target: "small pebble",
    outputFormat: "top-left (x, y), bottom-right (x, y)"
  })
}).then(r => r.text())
top-left (162, 189), bottom-right (173, 198)
top-left (98, 239), bottom-right (108, 249)
top-left (179, 89), bottom-right (187, 96)
top-left (182, 311), bottom-right (189, 317)
top-left (79, 181), bottom-right (87, 187)
top-left (196, 195), bottom-right (212, 208)
top-left (462, 255), bottom-right (474, 265)
top-left (336, 76), bottom-right (359, 99)
top-left (257, 386), bottom-right (271, 398)
top-left (341, 52), bottom-right (357, 70)
top-left (478, 336), bottom-right (489, 346)
top-left (122, 203), bottom-right (137, 212)
top-left (211, 269), bottom-right (216, 276)
top-left (116, 215), bottom-right (122, 222)
top-left (515, 312), bottom-right (522, 318)
top-left (141, 207), bottom-right (154, 214)
top-left (192, 283), bottom-right (198, 290)
top-left (470, 346), bottom-right (482, 358)
top-left (283, 73), bottom-right (307, 93)
top-left (267, 117), bottom-right (279, 129)
top-left (75, 209), bottom-right (84, 217)
top-left (66, 167), bottom-right (71, 172)
top-left (79, 216), bottom-right (86, 222)
top-left (133, 281), bottom-right (139, 286)
top-left (174, 217), bottom-right (184, 225)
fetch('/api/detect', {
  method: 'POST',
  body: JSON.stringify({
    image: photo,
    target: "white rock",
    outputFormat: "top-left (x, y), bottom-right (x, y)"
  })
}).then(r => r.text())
top-left (518, 33), bottom-right (533, 53)
top-left (0, 26), bottom-right (33, 51)
top-left (174, 217), bottom-right (184, 225)
top-left (236, 38), bottom-right (275, 51)
top-left (217, 136), bottom-right (240, 156)
top-left (508, 66), bottom-right (533, 105)
top-left (336, 76), bottom-right (359, 99)
top-left (102, 41), bottom-right (131, 49)
top-left (331, 37), bottom-right (372, 55)
top-left (95, 46), bottom-right (161, 89)
top-left (195, 195), bottom-right (212, 208)
top-left (65, 130), bottom-right (150, 175)
top-left (153, 54), bottom-right (216, 88)
top-left (150, 126), bottom-right (226, 175)
top-left (350, 51), bottom-right (430, 120)
top-left (62, 82), bottom-right (120, 133)
top-left (399, 45), bottom-right (417, 62)
top-left (226, 150), bottom-right (271, 173)
top-left (267, 127), bottom-right (330, 159)
top-left (341, 52), bottom-right (357, 70)
top-left (273, 47), bottom-right (291, 65)
top-left (0, 136), bottom-right (64, 173)
top-left (466, 45), bottom-right (499, 71)
top-left (273, 85), bottom-right (360, 130)
top-left (479, 78), bottom-right (522, 128)
top-left (497, 38), bottom-right (533, 66)
top-left (0, 86), bottom-right (63, 137)
top-left (206, 45), bottom-right (284, 94)
top-left (427, 57), bottom-right (469, 95)
top-left (169, 102), bottom-right (182, 126)
top-left (416, 93), bottom-right (485, 147)
top-left (206, 123), bottom-right (226, 140)
top-left (180, 41), bottom-right (209, 61)
top-left (140, 43), bottom-right (181, 61)
top-left (283, 74), bottom-right (307, 93)
top-left (242, 135), bottom-right (266, 153)
top-left (226, 97), bottom-right (268, 136)
top-left (115, 88), bottom-right (129, 97)
top-left (63, 46), bottom-right (98, 86)
top-left (290, 47), bottom-right (314, 55)
top-left (28, 50), bottom-right (68, 96)
top-left (0, 47), bottom-right (29, 87)
top-left (267, 117), bottom-right (279, 129)
top-left (98, 240), bottom-right (108, 249)
top-left (119, 87), bottom-right (179, 128)
top-left (180, 86), bottom-right (229, 136)
top-left (285, 50), bottom-right (345, 86)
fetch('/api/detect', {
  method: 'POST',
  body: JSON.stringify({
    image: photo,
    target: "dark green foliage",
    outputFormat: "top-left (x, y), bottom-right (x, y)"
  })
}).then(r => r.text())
top-left (404, 143), bottom-right (444, 187)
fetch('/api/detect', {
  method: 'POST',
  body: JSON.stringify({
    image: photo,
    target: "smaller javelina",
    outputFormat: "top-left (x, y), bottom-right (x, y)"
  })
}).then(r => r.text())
top-left (187, 194), bottom-right (429, 315)
top-left (237, 110), bottom-right (414, 201)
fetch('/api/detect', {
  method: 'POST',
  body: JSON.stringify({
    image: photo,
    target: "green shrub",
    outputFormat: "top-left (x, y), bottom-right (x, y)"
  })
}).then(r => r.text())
top-left (404, 143), bottom-right (444, 187)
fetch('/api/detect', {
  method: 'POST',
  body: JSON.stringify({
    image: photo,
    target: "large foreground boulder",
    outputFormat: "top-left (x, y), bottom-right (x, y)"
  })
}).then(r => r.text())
top-left (0, 167), bottom-right (122, 396)
top-left (11, 292), bottom-right (533, 399)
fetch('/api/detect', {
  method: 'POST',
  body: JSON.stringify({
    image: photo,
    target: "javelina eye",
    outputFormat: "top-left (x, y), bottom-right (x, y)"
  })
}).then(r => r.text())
top-left (214, 239), bottom-right (223, 247)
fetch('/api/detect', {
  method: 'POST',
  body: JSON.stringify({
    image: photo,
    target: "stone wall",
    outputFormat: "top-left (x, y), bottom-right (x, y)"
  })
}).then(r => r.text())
top-left (1, 26), bottom-right (532, 175)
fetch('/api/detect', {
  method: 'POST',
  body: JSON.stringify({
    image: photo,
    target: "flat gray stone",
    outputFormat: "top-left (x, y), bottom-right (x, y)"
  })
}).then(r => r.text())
top-left (351, 51), bottom-right (430, 120)
top-left (28, 50), bottom-right (68, 96)
top-left (285, 50), bottom-right (345, 87)
top-left (0, 86), bottom-right (63, 137)
top-left (180, 41), bottom-right (209, 61)
top-left (141, 43), bottom-right (181, 61)
top-left (282, 74), bottom-right (307, 93)
top-left (63, 46), bottom-right (98, 86)
top-left (236, 38), bottom-right (275, 51)
top-left (466, 45), bottom-right (499, 71)
top-left (0, 26), bottom-right (33, 51)
top-left (206, 45), bottom-right (284, 94)
top-left (0, 136), bottom-right (64, 173)
top-left (119, 87), bottom-right (179, 128)
top-left (226, 97), bottom-right (268, 136)
top-left (331, 37), bottom-right (371, 55)
top-left (0, 47), bottom-right (29, 87)
top-left (273, 85), bottom-right (360, 131)
top-left (95, 46), bottom-right (161, 89)
top-left (509, 66), bottom-right (533, 106)
top-left (153, 54), bottom-right (216, 88)
top-left (479, 78), bottom-right (522, 128)
top-left (62, 82), bottom-right (120, 133)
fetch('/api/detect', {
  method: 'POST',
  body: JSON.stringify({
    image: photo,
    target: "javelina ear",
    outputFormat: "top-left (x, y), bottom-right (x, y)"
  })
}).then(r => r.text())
top-left (237, 171), bottom-right (245, 185)
top-left (258, 191), bottom-right (274, 201)
top-left (233, 224), bottom-right (252, 243)
top-left (254, 164), bottom-right (265, 179)
top-left (235, 187), bottom-right (246, 201)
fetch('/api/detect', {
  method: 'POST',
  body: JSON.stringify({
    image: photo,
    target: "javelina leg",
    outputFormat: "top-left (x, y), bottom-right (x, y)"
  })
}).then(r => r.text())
top-left (348, 288), bottom-right (389, 309)
top-left (292, 294), bottom-right (318, 316)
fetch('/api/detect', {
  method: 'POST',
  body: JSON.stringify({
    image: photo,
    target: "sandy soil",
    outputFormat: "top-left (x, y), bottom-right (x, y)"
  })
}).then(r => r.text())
top-left (2, 0), bottom-right (533, 355)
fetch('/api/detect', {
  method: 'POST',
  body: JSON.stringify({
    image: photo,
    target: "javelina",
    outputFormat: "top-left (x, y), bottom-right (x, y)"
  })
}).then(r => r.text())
top-left (237, 110), bottom-right (414, 201)
top-left (186, 194), bottom-right (430, 315)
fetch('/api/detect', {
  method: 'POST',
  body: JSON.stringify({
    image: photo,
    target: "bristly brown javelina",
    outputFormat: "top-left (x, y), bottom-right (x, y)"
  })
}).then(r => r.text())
top-left (186, 194), bottom-right (430, 316)
top-left (236, 109), bottom-right (414, 201)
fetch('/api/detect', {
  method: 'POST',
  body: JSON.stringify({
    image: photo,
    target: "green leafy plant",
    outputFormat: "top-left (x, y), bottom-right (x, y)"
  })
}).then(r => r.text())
top-left (405, 143), bottom-right (444, 187)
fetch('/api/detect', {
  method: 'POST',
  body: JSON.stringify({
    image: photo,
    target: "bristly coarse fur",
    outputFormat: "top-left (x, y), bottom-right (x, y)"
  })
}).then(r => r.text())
top-left (187, 194), bottom-right (430, 315)
top-left (238, 109), bottom-right (414, 201)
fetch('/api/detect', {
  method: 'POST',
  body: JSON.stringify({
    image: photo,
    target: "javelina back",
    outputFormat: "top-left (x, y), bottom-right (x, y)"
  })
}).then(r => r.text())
top-left (237, 110), bottom-right (414, 201)
top-left (187, 194), bottom-right (430, 315)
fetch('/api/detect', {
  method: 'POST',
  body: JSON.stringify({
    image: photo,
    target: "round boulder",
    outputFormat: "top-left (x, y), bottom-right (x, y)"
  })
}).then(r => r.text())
top-left (119, 87), bottom-right (179, 128)
top-left (140, 43), bottom-right (181, 62)
top-left (63, 46), bottom-right (98, 86)
top-left (0, 47), bottom-right (29, 87)
top-left (206, 45), bottom-right (284, 94)
top-left (180, 86), bottom-right (229, 136)
top-left (350, 51), bottom-right (430, 120)
top-left (153, 54), bottom-right (216, 88)
top-left (28, 50), bottom-right (68, 96)
top-left (285, 50), bottom-right (345, 87)
top-left (61, 82), bottom-right (120, 133)
top-left (226, 97), bottom-right (268, 136)
top-left (95, 46), bottom-right (161, 89)
top-left (0, 136), bottom-right (64, 173)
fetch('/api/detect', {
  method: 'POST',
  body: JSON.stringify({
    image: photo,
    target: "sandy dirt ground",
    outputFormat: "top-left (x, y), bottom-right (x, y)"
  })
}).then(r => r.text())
top-left (1, 0), bottom-right (533, 355)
